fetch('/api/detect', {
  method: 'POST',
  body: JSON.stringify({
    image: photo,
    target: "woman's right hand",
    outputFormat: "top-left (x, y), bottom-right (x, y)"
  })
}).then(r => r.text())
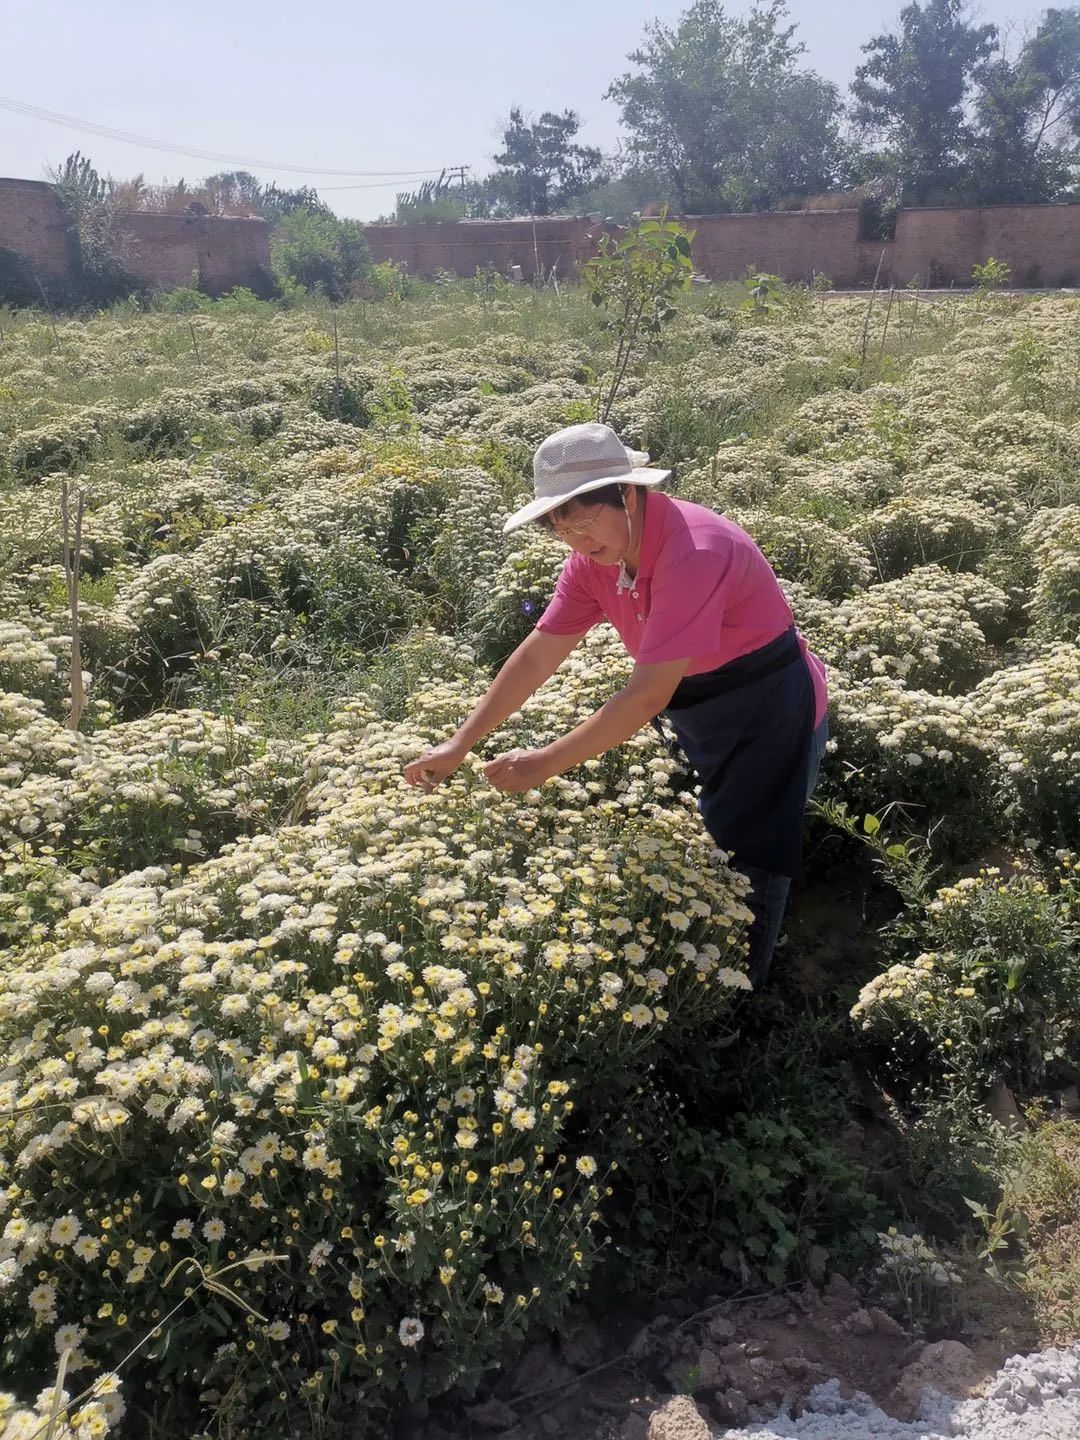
top-left (403, 740), bottom-right (468, 793)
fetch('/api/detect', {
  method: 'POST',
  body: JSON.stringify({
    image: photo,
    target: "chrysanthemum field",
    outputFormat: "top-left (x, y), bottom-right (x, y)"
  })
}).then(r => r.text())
top-left (1, 280), bottom-right (1079, 1438)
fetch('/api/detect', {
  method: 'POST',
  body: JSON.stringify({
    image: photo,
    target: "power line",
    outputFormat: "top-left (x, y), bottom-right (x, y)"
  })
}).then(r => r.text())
top-left (0, 94), bottom-right (449, 179)
top-left (320, 177), bottom-right (464, 191)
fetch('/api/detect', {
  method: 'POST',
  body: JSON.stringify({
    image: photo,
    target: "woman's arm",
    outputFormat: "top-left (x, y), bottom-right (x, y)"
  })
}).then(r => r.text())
top-left (404, 627), bottom-right (587, 789)
top-left (484, 656), bottom-right (690, 792)
top-left (451, 627), bottom-right (590, 751)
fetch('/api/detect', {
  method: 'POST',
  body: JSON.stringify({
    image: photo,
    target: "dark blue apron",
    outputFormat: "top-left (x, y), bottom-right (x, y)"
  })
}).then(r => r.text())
top-left (651, 627), bottom-right (816, 880)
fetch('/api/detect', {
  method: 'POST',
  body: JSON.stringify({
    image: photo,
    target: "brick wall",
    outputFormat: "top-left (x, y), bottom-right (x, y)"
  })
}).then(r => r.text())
top-left (363, 216), bottom-right (598, 280)
top-left (4, 173), bottom-right (1079, 294)
top-left (366, 204), bottom-right (1080, 288)
top-left (0, 177), bottom-right (271, 295)
top-left (115, 212), bottom-right (272, 294)
top-left (0, 178), bottom-right (73, 279)
top-left (683, 208), bottom-right (862, 284)
top-left (887, 205), bottom-right (1080, 287)
top-left (193, 216), bottom-right (272, 294)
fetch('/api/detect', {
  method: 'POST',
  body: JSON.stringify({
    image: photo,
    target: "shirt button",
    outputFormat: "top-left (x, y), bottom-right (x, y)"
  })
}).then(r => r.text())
top-left (632, 590), bottom-right (639, 599)
top-left (635, 612), bottom-right (642, 621)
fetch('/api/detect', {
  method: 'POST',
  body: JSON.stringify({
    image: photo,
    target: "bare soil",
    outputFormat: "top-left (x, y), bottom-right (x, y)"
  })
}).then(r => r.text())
top-left (397, 1270), bottom-right (1044, 1440)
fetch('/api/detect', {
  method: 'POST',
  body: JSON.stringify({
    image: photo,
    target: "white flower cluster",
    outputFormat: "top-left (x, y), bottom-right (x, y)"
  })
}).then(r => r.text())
top-left (2, 282), bottom-right (1080, 1429)
top-left (811, 565), bottom-right (1011, 691)
top-left (876, 1227), bottom-right (961, 1287)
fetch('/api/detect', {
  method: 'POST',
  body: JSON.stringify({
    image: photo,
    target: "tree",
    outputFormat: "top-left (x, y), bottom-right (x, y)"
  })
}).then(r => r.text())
top-left (850, 0), bottom-right (998, 203)
top-left (186, 171), bottom-right (328, 221)
top-left (48, 151), bottom-right (135, 305)
top-left (573, 161), bottom-right (675, 223)
top-left (966, 7), bottom-right (1080, 202)
top-left (605, 0), bottom-right (848, 214)
top-left (490, 108), bottom-right (607, 215)
top-left (582, 209), bottom-right (695, 421)
top-left (395, 171), bottom-right (469, 222)
top-left (270, 208), bottom-right (370, 301)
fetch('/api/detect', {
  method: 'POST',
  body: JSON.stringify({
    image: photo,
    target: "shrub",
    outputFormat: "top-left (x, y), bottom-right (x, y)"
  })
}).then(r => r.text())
top-left (1022, 506), bottom-right (1080, 643)
top-left (812, 566), bottom-right (1010, 693)
top-left (0, 245), bottom-right (43, 308)
top-left (469, 524), bottom-right (567, 666)
top-left (271, 207), bottom-right (371, 302)
top-left (856, 495), bottom-right (1005, 579)
top-left (851, 861), bottom-right (1080, 1094)
top-left (870, 1227), bottom-right (962, 1333)
top-left (0, 620), bottom-right (72, 712)
top-left (0, 699), bottom-right (752, 1433)
top-left (966, 644), bottom-right (1080, 850)
top-left (0, 702), bottom-right (304, 884)
top-left (732, 508), bottom-right (874, 599)
top-left (50, 151), bottom-right (139, 307)
top-left (819, 673), bottom-right (994, 854)
top-left (978, 1111), bottom-right (1080, 1342)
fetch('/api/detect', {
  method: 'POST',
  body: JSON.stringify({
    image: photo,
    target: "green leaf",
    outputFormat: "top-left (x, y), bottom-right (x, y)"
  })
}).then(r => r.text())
top-left (863, 814), bottom-right (881, 836)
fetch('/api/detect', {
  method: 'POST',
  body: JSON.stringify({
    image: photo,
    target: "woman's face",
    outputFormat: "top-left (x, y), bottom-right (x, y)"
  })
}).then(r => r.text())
top-left (547, 487), bottom-right (640, 565)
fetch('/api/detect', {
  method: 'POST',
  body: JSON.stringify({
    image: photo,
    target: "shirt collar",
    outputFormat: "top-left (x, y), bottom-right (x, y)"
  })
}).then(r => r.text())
top-left (634, 488), bottom-right (670, 582)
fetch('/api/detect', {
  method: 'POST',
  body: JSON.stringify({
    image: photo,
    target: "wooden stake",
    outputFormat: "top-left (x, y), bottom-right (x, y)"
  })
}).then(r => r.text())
top-left (332, 311), bottom-right (342, 421)
top-left (60, 478), bottom-right (87, 731)
top-left (877, 285), bottom-right (897, 364)
top-left (36, 277), bottom-right (62, 352)
top-left (858, 250), bottom-right (886, 376)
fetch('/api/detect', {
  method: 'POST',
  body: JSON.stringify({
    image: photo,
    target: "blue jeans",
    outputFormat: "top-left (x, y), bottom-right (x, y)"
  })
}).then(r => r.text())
top-left (741, 716), bottom-right (828, 988)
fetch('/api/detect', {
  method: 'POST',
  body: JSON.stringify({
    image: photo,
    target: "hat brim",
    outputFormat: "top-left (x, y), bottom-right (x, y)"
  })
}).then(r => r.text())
top-left (502, 467), bottom-right (671, 534)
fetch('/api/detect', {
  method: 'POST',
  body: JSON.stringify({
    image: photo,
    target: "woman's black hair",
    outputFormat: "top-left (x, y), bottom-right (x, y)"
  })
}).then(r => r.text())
top-left (536, 482), bottom-right (633, 530)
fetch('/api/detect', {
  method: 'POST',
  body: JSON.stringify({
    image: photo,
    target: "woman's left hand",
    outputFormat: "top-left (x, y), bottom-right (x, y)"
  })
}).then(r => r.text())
top-left (483, 747), bottom-right (554, 793)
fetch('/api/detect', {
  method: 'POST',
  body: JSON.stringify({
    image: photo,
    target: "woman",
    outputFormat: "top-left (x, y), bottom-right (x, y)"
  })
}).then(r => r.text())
top-left (404, 422), bottom-right (828, 986)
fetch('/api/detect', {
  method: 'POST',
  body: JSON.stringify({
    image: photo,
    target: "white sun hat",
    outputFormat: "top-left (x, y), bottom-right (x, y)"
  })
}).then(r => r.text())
top-left (502, 421), bottom-right (671, 534)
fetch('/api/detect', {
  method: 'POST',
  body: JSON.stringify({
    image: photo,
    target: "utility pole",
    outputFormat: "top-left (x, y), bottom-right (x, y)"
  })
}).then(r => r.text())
top-left (446, 165), bottom-right (469, 193)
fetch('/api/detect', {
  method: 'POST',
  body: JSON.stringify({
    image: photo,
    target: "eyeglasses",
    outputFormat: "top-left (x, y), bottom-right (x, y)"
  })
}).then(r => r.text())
top-left (549, 507), bottom-right (602, 541)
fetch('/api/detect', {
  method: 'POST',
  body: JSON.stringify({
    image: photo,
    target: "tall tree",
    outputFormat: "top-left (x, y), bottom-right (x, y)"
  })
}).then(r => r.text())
top-left (850, 0), bottom-right (999, 203)
top-left (199, 171), bottom-right (328, 221)
top-left (490, 108), bottom-right (607, 214)
top-left (48, 151), bottom-right (133, 303)
top-left (966, 7), bottom-right (1080, 202)
top-left (605, 0), bottom-right (848, 214)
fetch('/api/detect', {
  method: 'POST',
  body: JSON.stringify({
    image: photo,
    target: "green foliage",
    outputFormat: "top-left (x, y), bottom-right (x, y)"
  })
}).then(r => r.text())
top-left (0, 245), bottom-right (42, 308)
top-left (606, 1006), bottom-right (883, 1291)
top-left (739, 271), bottom-right (789, 316)
top-left (270, 207), bottom-right (371, 302)
top-left (49, 150), bottom-right (138, 307)
top-left (972, 256), bottom-right (1012, 293)
top-left (490, 107), bottom-right (607, 215)
top-left (606, 0), bottom-right (848, 212)
top-left (850, 0), bottom-right (999, 203)
top-left (571, 168), bottom-right (674, 224)
top-left (851, 861), bottom-right (1080, 1095)
top-left (972, 1110), bottom-right (1080, 1338)
top-left (395, 175), bottom-right (469, 224)
top-left (966, 9), bottom-right (1080, 205)
top-left (367, 260), bottom-right (412, 301)
top-left (582, 208), bottom-right (695, 421)
top-left (1005, 331), bottom-right (1051, 405)
top-left (197, 169), bottom-right (329, 223)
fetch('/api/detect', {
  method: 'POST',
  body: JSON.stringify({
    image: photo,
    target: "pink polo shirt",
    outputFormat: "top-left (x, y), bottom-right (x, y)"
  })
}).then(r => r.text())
top-left (535, 489), bottom-right (828, 727)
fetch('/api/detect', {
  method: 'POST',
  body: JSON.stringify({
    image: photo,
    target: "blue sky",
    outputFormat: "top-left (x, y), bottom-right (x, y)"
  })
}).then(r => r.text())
top-left (0, 0), bottom-right (1049, 219)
